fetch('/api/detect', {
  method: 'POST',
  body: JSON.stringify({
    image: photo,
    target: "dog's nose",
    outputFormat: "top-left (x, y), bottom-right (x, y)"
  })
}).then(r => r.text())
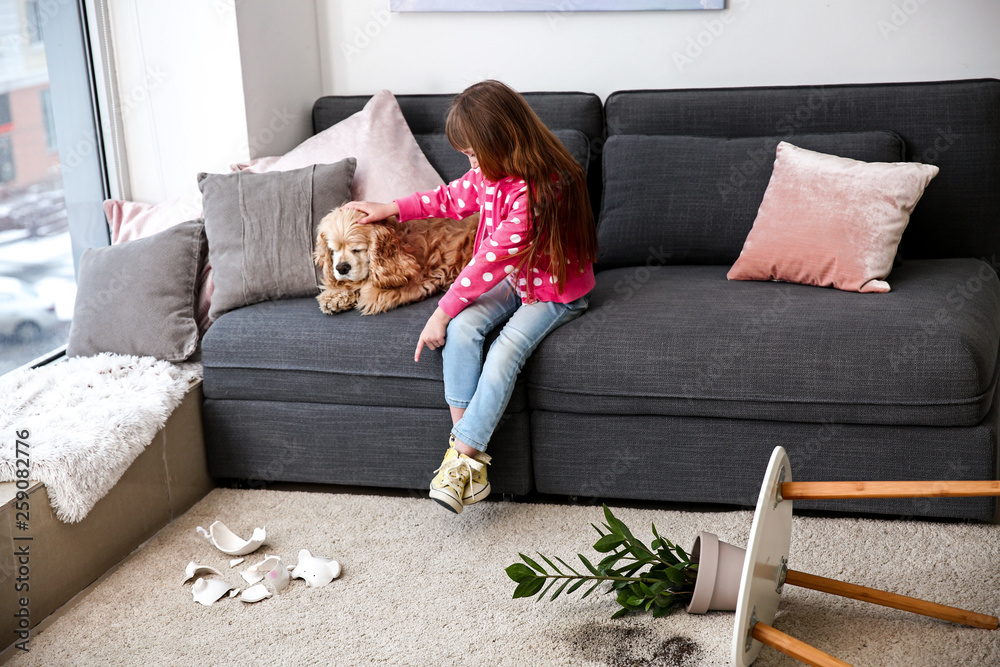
top-left (335, 262), bottom-right (352, 276)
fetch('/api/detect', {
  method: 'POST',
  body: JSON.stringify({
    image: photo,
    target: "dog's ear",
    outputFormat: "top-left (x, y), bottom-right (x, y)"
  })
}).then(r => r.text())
top-left (314, 230), bottom-right (335, 285)
top-left (368, 222), bottom-right (419, 288)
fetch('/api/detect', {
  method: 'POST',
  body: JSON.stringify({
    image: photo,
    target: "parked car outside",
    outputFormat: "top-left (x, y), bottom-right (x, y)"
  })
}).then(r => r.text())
top-left (0, 277), bottom-right (61, 343)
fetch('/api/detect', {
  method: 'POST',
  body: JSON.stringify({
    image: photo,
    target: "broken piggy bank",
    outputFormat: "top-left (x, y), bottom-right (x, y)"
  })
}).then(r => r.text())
top-left (289, 549), bottom-right (342, 588)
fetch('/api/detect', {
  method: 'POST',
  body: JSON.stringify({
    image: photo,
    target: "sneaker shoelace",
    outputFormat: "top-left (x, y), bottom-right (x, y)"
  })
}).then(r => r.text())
top-left (434, 453), bottom-right (486, 493)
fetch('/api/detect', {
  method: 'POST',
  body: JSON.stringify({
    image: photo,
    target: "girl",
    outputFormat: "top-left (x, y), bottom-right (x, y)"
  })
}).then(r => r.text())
top-left (344, 80), bottom-right (597, 514)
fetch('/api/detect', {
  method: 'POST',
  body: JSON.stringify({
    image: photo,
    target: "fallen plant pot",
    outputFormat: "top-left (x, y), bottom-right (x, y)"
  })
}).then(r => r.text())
top-left (505, 505), bottom-right (745, 619)
top-left (686, 531), bottom-right (746, 614)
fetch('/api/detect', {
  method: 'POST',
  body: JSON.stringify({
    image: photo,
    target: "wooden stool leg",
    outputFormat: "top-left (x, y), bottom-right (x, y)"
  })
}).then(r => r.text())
top-left (752, 621), bottom-right (853, 667)
top-left (781, 480), bottom-right (1000, 500)
top-left (785, 569), bottom-right (999, 630)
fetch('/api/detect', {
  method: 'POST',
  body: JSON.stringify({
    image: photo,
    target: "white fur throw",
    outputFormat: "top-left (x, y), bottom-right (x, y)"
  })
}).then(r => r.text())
top-left (0, 353), bottom-right (202, 523)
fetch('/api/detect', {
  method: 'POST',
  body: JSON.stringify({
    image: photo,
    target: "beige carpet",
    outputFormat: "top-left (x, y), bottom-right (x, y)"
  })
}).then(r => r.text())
top-left (7, 489), bottom-right (1000, 666)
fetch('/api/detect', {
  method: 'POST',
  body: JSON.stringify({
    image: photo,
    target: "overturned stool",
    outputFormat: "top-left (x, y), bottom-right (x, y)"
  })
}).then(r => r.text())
top-left (733, 446), bottom-right (1000, 667)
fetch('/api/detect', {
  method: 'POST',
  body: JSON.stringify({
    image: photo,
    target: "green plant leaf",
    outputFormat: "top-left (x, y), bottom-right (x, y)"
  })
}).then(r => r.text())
top-left (505, 563), bottom-right (536, 583)
top-left (520, 553), bottom-right (547, 574)
top-left (537, 552), bottom-right (564, 575)
top-left (579, 554), bottom-right (601, 576)
top-left (652, 603), bottom-right (671, 618)
top-left (551, 579), bottom-right (571, 601)
top-left (603, 505), bottom-right (630, 539)
top-left (581, 581), bottom-right (602, 600)
top-left (513, 577), bottom-right (545, 599)
top-left (538, 578), bottom-right (558, 601)
top-left (611, 607), bottom-right (629, 619)
top-left (664, 567), bottom-right (687, 584)
top-left (567, 579), bottom-right (587, 595)
top-left (593, 534), bottom-right (626, 553)
top-left (554, 555), bottom-right (580, 575)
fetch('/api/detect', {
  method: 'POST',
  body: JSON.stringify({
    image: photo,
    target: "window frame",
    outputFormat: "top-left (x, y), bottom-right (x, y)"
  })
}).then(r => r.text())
top-left (9, 0), bottom-right (114, 373)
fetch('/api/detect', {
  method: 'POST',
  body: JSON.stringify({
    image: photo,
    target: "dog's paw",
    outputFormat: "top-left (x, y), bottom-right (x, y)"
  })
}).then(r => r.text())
top-left (317, 289), bottom-right (357, 314)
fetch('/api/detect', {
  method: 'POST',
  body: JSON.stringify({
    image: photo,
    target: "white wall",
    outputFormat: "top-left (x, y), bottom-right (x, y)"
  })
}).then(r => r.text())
top-left (235, 0), bottom-right (324, 160)
top-left (318, 0), bottom-right (1000, 99)
top-left (108, 0), bottom-right (322, 205)
top-left (109, 0), bottom-right (1000, 203)
top-left (108, 0), bottom-right (248, 205)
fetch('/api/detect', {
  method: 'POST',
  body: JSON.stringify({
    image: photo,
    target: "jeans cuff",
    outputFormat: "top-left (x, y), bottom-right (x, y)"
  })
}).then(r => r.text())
top-left (450, 426), bottom-right (488, 452)
top-left (445, 396), bottom-right (471, 409)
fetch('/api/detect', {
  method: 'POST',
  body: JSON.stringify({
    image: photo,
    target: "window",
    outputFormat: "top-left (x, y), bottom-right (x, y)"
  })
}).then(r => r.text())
top-left (40, 87), bottom-right (56, 152)
top-left (0, 93), bottom-right (11, 129)
top-left (25, 1), bottom-right (43, 45)
top-left (0, 134), bottom-right (14, 183)
top-left (0, 0), bottom-right (109, 375)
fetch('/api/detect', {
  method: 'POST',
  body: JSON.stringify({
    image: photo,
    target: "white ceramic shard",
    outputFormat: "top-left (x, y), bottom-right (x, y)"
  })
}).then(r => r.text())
top-left (229, 558), bottom-right (245, 568)
top-left (182, 561), bottom-right (224, 585)
top-left (203, 521), bottom-right (266, 556)
top-left (241, 568), bottom-right (264, 585)
top-left (253, 556), bottom-right (290, 593)
top-left (290, 549), bottom-right (342, 588)
top-left (229, 588), bottom-right (240, 598)
top-left (241, 554), bottom-right (272, 585)
top-left (191, 578), bottom-right (234, 606)
top-left (240, 583), bottom-right (272, 603)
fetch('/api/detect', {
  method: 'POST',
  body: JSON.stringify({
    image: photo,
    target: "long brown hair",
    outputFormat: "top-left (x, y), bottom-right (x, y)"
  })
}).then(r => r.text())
top-left (445, 80), bottom-right (597, 296)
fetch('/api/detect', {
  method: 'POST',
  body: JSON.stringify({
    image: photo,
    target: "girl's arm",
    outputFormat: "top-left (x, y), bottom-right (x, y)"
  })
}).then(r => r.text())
top-left (437, 187), bottom-right (530, 318)
top-left (395, 170), bottom-right (482, 222)
top-left (342, 200), bottom-right (399, 224)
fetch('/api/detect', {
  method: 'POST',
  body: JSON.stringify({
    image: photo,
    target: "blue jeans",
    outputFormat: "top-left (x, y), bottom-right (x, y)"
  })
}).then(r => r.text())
top-left (443, 280), bottom-right (589, 452)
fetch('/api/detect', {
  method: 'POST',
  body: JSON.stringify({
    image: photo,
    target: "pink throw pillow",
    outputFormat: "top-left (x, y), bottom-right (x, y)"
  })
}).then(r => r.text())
top-left (727, 141), bottom-right (939, 293)
top-left (102, 192), bottom-right (214, 334)
top-left (263, 89), bottom-right (443, 202)
top-left (228, 155), bottom-right (281, 174)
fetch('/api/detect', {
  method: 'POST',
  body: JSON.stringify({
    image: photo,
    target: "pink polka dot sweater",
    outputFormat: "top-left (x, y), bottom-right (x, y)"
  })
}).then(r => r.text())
top-left (394, 168), bottom-right (596, 318)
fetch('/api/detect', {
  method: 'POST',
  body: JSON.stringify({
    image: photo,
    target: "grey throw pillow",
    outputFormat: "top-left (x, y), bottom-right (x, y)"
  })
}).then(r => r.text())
top-left (68, 219), bottom-right (207, 361)
top-left (199, 158), bottom-right (356, 320)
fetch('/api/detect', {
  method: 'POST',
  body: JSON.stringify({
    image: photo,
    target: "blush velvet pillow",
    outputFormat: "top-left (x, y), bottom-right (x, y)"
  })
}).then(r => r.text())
top-left (727, 142), bottom-right (940, 293)
top-left (232, 89), bottom-right (444, 202)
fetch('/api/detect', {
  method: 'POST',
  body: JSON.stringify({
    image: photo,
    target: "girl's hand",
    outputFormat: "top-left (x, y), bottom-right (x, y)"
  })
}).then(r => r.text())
top-left (415, 307), bottom-right (451, 362)
top-left (342, 201), bottom-right (399, 224)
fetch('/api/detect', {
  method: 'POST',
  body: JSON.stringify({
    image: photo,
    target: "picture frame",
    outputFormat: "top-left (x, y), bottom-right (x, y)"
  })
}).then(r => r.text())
top-left (389, 1), bottom-right (725, 12)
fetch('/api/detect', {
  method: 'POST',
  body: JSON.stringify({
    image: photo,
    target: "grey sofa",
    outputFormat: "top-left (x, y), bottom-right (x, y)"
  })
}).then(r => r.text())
top-left (201, 79), bottom-right (1000, 521)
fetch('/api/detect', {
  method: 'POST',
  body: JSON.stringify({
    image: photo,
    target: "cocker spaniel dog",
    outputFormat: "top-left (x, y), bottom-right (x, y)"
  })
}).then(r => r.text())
top-left (313, 206), bottom-right (478, 315)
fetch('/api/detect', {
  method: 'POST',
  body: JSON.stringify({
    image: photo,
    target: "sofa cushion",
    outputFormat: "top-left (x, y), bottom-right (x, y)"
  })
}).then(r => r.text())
top-left (199, 159), bottom-right (356, 321)
top-left (68, 219), bottom-right (207, 361)
top-left (203, 399), bottom-right (533, 495)
top-left (597, 131), bottom-right (904, 269)
top-left (313, 91), bottom-right (605, 214)
top-left (415, 129), bottom-right (591, 183)
top-left (526, 259), bottom-right (1000, 427)
top-left (201, 295), bottom-right (528, 412)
